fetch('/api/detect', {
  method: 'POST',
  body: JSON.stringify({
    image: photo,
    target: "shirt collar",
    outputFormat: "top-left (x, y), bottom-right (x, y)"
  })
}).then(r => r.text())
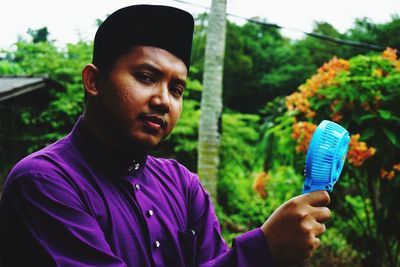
top-left (69, 116), bottom-right (148, 177)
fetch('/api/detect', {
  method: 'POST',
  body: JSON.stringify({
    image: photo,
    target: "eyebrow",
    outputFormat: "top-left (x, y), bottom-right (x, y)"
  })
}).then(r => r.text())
top-left (134, 63), bottom-right (187, 88)
top-left (134, 63), bottom-right (162, 76)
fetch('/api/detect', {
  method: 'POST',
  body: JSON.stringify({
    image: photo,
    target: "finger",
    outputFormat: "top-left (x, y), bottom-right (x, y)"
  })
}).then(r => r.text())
top-left (315, 223), bottom-right (326, 236)
top-left (306, 237), bottom-right (321, 258)
top-left (314, 237), bottom-right (321, 249)
top-left (305, 190), bottom-right (330, 207)
top-left (313, 206), bottom-right (331, 222)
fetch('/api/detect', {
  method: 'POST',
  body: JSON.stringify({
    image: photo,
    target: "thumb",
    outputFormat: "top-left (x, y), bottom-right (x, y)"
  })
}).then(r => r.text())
top-left (305, 190), bottom-right (330, 207)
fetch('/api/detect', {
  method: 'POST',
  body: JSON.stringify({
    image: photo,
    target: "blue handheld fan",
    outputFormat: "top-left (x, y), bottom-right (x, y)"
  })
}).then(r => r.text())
top-left (302, 120), bottom-right (350, 194)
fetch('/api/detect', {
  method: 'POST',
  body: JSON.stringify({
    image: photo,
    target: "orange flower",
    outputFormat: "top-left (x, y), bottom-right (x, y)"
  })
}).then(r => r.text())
top-left (286, 56), bottom-right (350, 119)
top-left (361, 102), bottom-right (371, 111)
top-left (305, 110), bottom-right (316, 119)
top-left (318, 56), bottom-right (350, 73)
top-left (381, 168), bottom-right (395, 181)
top-left (393, 163), bottom-right (400, 172)
top-left (286, 92), bottom-right (309, 111)
top-left (382, 47), bottom-right (397, 61)
top-left (331, 112), bottom-right (343, 122)
top-left (347, 134), bottom-right (377, 167)
top-left (382, 47), bottom-right (400, 71)
top-left (292, 121), bottom-right (317, 153)
top-left (372, 68), bottom-right (384, 77)
top-left (380, 163), bottom-right (400, 181)
top-left (252, 172), bottom-right (269, 199)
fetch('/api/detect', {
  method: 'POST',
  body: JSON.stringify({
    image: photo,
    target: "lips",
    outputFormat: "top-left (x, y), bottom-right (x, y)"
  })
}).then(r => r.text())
top-left (141, 114), bottom-right (167, 129)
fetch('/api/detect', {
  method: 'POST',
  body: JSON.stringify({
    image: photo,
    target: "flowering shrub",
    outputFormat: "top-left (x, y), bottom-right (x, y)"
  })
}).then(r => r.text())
top-left (291, 121), bottom-right (317, 153)
top-left (252, 171), bottom-right (269, 199)
top-left (261, 48), bottom-right (400, 266)
top-left (347, 134), bottom-right (376, 167)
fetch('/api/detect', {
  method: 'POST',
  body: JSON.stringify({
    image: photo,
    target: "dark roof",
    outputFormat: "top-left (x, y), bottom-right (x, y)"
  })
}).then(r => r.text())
top-left (0, 76), bottom-right (64, 102)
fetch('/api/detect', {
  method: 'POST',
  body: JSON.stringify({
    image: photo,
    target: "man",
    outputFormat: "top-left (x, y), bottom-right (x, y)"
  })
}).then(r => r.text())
top-left (0, 5), bottom-right (330, 267)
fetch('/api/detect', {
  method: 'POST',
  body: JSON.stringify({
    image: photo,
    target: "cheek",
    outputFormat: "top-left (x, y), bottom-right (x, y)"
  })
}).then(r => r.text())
top-left (172, 100), bottom-right (183, 120)
top-left (166, 101), bottom-right (182, 131)
top-left (111, 85), bottom-right (145, 114)
top-left (105, 75), bottom-right (136, 98)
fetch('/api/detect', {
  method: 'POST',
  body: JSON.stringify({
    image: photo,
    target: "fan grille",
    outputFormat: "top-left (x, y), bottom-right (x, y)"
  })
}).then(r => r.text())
top-left (303, 120), bottom-right (349, 193)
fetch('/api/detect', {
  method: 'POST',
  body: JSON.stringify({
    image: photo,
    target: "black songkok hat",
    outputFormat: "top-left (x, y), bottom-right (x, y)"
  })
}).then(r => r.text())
top-left (93, 5), bottom-right (194, 71)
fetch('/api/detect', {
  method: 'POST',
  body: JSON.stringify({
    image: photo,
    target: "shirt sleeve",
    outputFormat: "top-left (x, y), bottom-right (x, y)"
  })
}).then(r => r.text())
top-left (187, 175), bottom-right (276, 267)
top-left (0, 171), bottom-right (127, 267)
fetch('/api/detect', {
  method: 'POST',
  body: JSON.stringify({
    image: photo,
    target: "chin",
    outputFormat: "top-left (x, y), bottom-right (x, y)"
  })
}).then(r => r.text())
top-left (128, 134), bottom-right (163, 150)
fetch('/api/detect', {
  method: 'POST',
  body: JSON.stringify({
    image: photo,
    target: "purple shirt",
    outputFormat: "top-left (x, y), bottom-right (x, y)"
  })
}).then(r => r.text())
top-left (0, 117), bottom-right (275, 267)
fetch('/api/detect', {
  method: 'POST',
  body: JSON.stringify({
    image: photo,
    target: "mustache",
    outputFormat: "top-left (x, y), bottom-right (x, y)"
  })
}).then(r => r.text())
top-left (139, 113), bottom-right (168, 129)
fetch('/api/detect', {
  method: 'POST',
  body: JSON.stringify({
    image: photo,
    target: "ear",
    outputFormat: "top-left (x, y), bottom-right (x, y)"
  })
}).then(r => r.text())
top-left (82, 64), bottom-right (100, 97)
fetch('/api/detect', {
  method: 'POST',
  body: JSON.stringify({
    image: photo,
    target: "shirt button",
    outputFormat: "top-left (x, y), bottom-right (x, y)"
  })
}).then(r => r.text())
top-left (155, 241), bottom-right (160, 248)
top-left (135, 184), bottom-right (140, 190)
top-left (147, 210), bottom-right (154, 217)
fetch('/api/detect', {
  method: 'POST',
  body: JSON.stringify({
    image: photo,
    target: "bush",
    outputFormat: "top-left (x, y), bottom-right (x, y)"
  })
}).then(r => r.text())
top-left (262, 48), bottom-right (400, 266)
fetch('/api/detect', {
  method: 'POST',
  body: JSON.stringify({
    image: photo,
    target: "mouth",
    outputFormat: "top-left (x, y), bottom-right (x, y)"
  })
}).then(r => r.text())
top-left (141, 114), bottom-right (167, 130)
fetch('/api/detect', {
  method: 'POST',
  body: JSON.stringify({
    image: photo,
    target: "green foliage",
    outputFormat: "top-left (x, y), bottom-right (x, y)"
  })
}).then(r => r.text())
top-left (0, 39), bottom-right (91, 153)
top-left (223, 21), bottom-right (302, 113)
top-left (262, 50), bottom-right (400, 266)
top-left (304, 225), bottom-right (361, 266)
top-left (191, 17), bottom-right (321, 113)
top-left (263, 166), bottom-right (303, 212)
top-left (259, 100), bottom-right (300, 170)
top-left (0, 61), bottom-right (24, 75)
top-left (27, 27), bottom-right (50, 43)
top-left (2, 16), bottom-right (400, 264)
top-left (294, 22), bottom-right (346, 68)
top-left (189, 14), bottom-right (400, 115)
top-left (344, 16), bottom-right (400, 57)
top-left (217, 112), bottom-right (306, 246)
top-left (217, 112), bottom-right (264, 242)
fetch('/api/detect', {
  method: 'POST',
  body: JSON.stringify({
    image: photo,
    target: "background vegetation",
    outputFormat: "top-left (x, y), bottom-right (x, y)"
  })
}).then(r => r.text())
top-left (1, 14), bottom-right (399, 267)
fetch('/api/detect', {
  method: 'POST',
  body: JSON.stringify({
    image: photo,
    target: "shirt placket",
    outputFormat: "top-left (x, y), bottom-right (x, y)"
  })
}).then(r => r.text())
top-left (127, 160), bottom-right (164, 267)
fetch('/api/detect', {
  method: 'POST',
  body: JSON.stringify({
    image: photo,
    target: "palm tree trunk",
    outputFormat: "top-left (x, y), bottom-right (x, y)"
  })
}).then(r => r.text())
top-left (198, 0), bottom-right (227, 201)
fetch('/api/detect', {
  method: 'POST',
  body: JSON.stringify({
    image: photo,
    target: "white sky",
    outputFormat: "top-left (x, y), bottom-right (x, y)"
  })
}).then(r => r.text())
top-left (1, 0), bottom-right (399, 50)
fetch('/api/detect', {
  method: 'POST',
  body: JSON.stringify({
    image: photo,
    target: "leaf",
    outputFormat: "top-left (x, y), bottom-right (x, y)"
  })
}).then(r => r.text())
top-left (383, 127), bottom-right (398, 147)
top-left (361, 128), bottom-right (375, 141)
top-left (359, 114), bottom-right (377, 123)
top-left (378, 109), bottom-right (392, 120)
top-left (347, 87), bottom-right (359, 101)
top-left (313, 99), bottom-right (329, 110)
top-left (389, 114), bottom-right (400, 123)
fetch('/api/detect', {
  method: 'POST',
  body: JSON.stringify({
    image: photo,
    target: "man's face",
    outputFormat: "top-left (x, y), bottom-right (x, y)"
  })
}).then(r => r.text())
top-left (95, 46), bottom-right (187, 149)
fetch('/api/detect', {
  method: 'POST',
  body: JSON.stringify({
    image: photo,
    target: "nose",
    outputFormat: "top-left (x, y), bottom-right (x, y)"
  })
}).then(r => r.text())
top-left (150, 83), bottom-right (170, 114)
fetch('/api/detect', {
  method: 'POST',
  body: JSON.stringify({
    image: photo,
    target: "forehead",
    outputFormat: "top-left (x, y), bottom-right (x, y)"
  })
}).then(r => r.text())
top-left (116, 45), bottom-right (188, 77)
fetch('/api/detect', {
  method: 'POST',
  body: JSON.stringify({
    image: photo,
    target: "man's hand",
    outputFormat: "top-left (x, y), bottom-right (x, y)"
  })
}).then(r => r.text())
top-left (261, 190), bottom-right (331, 266)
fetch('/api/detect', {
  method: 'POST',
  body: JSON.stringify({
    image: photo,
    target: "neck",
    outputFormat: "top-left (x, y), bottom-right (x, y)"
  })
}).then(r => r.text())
top-left (82, 105), bottom-right (147, 160)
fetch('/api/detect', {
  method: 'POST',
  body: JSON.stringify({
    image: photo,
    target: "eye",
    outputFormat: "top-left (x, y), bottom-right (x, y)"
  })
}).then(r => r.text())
top-left (170, 85), bottom-right (184, 97)
top-left (135, 72), bottom-right (155, 84)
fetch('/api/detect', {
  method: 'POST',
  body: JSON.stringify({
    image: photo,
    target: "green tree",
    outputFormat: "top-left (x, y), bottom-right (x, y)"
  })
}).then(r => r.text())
top-left (192, 17), bottom-right (319, 114)
top-left (0, 38), bottom-right (92, 156)
top-left (27, 27), bottom-right (50, 43)
top-left (343, 17), bottom-right (400, 56)
top-left (223, 21), bottom-right (293, 113)
top-left (293, 22), bottom-right (346, 68)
